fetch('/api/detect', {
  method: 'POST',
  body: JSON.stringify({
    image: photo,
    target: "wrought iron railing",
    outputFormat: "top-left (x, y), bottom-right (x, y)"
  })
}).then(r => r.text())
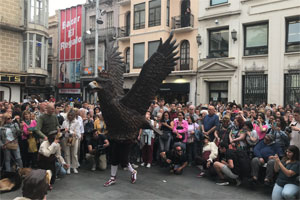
top-left (174, 57), bottom-right (193, 71)
top-left (117, 26), bottom-right (130, 38)
top-left (171, 14), bottom-right (194, 30)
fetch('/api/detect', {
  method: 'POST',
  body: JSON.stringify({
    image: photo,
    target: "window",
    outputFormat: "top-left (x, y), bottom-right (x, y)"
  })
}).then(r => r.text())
top-left (29, 34), bottom-right (34, 67)
top-left (209, 28), bottom-right (229, 58)
top-left (134, 3), bottom-right (145, 30)
top-left (30, 0), bottom-right (35, 22)
top-left (47, 64), bottom-right (52, 72)
top-left (180, 40), bottom-right (190, 70)
top-left (125, 48), bottom-right (130, 73)
top-left (242, 73), bottom-right (268, 105)
top-left (244, 23), bottom-right (268, 56)
top-left (23, 34), bottom-right (27, 71)
top-left (89, 15), bottom-right (96, 29)
top-left (89, 49), bottom-right (95, 67)
top-left (148, 40), bottom-right (160, 58)
top-left (30, 0), bottom-right (47, 26)
top-left (166, 0), bottom-right (170, 26)
top-left (149, 0), bottom-right (161, 27)
top-left (286, 18), bottom-right (300, 52)
top-left (133, 43), bottom-right (144, 68)
top-left (106, 11), bottom-right (113, 28)
top-left (284, 72), bottom-right (300, 105)
top-left (210, 0), bottom-right (228, 6)
top-left (36, 35), bottom-right (42, 68)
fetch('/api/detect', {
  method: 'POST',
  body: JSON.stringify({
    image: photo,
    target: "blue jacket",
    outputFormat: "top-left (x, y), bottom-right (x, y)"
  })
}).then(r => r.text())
top-left (253, 140), bottom-right (283, 162)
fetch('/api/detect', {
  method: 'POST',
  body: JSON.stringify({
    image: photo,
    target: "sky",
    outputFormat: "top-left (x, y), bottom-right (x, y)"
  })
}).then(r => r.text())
top-left (49, 0), bottom-right (87, 16)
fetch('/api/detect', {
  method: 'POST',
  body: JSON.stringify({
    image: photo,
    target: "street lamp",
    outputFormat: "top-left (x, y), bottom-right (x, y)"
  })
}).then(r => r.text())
top-left (231, 29), bottom-right (237, 43)
top-left (196, 34), bottom-right (202, 46)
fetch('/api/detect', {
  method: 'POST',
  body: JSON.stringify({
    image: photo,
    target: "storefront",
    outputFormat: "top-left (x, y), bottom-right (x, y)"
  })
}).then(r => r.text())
top-left (57, 83), bottom-right (81, 101)
top-left (0, 73), bottom-right (26, 102)
top-left (24, 76), bottom-right (53, 101)
top-left (158, 83), bottom-right (190, 104)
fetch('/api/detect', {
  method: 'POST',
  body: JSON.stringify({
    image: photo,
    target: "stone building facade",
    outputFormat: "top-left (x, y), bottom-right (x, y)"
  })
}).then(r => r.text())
top-left (0, 0), bottom-right (51, 102)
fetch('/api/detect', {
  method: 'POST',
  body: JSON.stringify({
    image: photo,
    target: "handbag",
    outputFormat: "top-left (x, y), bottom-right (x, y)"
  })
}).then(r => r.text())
top-left (67, 135), bottom-right (77, 146)
top-left (5, 141), bottom-right (18, 150)
top-left (27, 135), bottom-right (37, 153)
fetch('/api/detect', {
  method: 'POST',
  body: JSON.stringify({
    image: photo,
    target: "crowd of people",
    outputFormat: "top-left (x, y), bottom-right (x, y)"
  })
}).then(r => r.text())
top-left (0, 98), bottom-right (299, 199)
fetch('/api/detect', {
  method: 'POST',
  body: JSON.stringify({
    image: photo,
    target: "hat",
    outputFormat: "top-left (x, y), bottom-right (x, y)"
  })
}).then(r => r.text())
top-left (200, 110), bottom-right (208, 115)
top-left (22, 169), bottom-right (49, 199)
top-left (265, 134), bottom-right (275, 142)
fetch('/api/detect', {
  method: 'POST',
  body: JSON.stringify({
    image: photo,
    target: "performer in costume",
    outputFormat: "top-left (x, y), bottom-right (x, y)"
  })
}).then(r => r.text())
top-left (89, 33), bottom-right (179, 187)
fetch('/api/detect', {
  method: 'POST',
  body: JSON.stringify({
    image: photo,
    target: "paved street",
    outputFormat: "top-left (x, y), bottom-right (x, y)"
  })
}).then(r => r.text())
top-left (1, 165), bottom-right (271, 200)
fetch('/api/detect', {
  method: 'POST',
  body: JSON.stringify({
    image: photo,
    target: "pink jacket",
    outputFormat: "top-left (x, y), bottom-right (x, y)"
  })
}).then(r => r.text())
top-left (173, 119), bottom-right (188, 143)
top-left (22, 120), bottom-right (37, 140)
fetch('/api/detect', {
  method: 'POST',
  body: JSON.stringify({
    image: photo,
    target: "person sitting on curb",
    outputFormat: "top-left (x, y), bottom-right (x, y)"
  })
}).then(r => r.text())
top-left (160, 144), bottom-right (188, 175)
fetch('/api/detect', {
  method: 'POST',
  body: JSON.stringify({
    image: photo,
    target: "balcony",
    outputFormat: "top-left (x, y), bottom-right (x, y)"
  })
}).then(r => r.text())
top-left (81, 66), bottom-right (95, 77)
top-left (171, 14), bottom-right (194, 33)
top-left (174, 58), bottom-right (193, 71)
top-left (117, 0), bottom-right (130, 6)
top-left (124, 63), bottom-right (130, 73)
top-left (84, 27), bottom-right (117, 44)
top-left (117, 26), bottom-right (130, 40)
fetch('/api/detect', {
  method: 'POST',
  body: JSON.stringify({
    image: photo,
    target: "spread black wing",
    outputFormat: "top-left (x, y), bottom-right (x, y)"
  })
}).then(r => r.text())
top-left (106, 40), bottom-right (125, 97)
top-left (120, 33), bottom-right (179, 115)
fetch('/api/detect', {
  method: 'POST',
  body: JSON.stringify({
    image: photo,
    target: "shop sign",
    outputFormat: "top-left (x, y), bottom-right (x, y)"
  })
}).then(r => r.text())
top-left (59, 88), bottom-right (81, 94)
top-left (0, 74), bottom-right (26, 84)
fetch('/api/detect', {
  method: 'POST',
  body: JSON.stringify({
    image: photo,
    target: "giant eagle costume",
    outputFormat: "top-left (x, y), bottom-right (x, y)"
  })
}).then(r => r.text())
top-left (89, 33), bottom-right (179, 141)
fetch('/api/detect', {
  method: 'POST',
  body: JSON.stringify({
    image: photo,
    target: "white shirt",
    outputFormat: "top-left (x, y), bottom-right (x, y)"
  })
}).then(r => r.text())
top-left (62, 119), bottom-right (81, 138)
top-left (77, 116), bottom-right (84, 135)
top-left (39, 141), bottom-right (66, 165)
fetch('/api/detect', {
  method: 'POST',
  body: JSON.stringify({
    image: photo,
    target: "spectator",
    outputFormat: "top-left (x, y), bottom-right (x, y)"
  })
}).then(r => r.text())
top-left (272, 145), bottom-right (300, 200)
top-left (215, 115), bottom-right (232, 147)
top-left (160, 144), bottom-right (188, 175)
top-left (251, 134), bottom-right (284, 185)
top-left (185, 105), bottom-right (199, 121)
top-left (196, 135), bottom-right (218, 177)
top-left (61, 109), bottom-right (81, 174)
top-left (0, 113), bottom-right (23, 172)
top-left (244, 121), bottom-right (258, 156)
top-left (152, 98), bottom-right (168, 119)
top-left (269, 117), bottom-right (289, 152)
top-left (36, 104), bottom-right (59, 140)
top-left (213, 142), bottom-right (241, 186)
top-left (38, 131), bottom-right (68, 186)
top-left (172, 111), bottom-right (188, 149)
top-left (159, 111), bottom-right (173, 153)
top-left (21, 110), bottom-right (37, 168)
top-left (253, 113), bottom-right (268, 140)
top-left (202, 106), bottom-right (220, 141)
top-left (86, 130), bottom-right (109, 171)
top-left (289, 107), bottom-right (300, 149)
top-left (139, 111), bottom-right (158, 168)
top-left (94, 113), bottom-right (107, 135)
top-left (229, 116), bottom-right (247, 150)
top-left (186, 115), bottom-right (199, 165)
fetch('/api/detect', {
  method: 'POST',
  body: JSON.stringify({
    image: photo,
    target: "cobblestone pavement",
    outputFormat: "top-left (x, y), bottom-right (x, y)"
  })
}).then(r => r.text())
top-left (1, 164), bottom-right (271, 200)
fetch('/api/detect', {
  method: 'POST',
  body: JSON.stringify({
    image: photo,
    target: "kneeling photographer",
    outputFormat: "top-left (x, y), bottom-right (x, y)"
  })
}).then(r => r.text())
top-left (86, 130), bottom-right (109, 171)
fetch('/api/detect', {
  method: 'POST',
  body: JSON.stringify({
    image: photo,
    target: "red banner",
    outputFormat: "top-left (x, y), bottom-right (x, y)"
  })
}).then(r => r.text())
top-left (59, 5), bottom-right (82, 61)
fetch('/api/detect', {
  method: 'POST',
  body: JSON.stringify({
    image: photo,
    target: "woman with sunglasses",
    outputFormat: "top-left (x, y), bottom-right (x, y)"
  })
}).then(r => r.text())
top-left (272, 145), bottom-right (299, 200)
top-left (0, 113), bottom-right (23, 171)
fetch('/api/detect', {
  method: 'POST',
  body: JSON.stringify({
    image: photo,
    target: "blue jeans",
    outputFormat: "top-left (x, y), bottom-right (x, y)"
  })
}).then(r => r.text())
top-left (55, 162), bottom-right (67, 177)
top-left (272, 183), bottom-right (299, 200)
top-left (4, 147), bottom-right (23, 172)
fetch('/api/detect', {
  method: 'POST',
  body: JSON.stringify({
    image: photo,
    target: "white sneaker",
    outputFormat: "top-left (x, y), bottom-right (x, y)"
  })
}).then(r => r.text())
top-left (140, 162), bottom-right (145, 167)
top-left (91, 164), bottom-right (96, 171)
top-left (73, 168), bottom-right (78, 174)
top-left (67, 168), bottom-right (71, 175)
top-left (146, 163), bottom-right (151, 168)
top-left (132, 164), bottom-right (139, 169)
